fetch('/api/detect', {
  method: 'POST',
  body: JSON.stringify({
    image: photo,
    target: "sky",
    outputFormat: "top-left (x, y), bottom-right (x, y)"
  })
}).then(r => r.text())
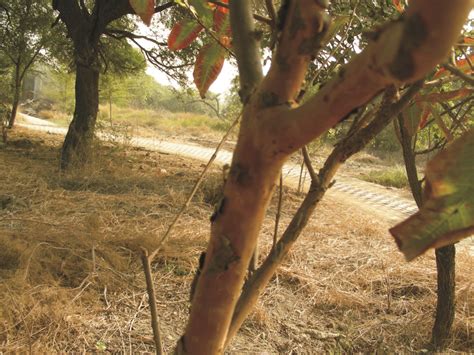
top-left (143, 8), bottom-right (474, 95)
top-left (146, 58), bottom-right (238, 94)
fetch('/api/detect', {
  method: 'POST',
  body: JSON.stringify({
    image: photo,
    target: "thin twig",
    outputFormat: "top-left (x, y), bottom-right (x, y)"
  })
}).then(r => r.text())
top-left (0, 217), bottom-right (60, 227)
top-left (301, 146), bottom-right (318, 183)
top-left (265, 0), bottom-right (277, 26)
top-left (23, 242), bottom-right (49, 282)
top-left (458, 46), bottom-right (473, 70)
top-left (186, 4), bottom-right (235, 58)
top-left (297, 156), bottom-right (305, 193)
top-left (141, 249), bottom-right (164, 355)
top-left (208, 0), bottom-right (272, 26)
top-left (272, 172), bottom-right (283, 251)
top-left (442, 63), bottom-right (474, 86)
top-left (149, 111), bottom-right (241, 262)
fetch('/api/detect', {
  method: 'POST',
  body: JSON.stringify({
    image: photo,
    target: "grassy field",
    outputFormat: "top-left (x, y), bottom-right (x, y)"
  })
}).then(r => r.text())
top-left (359, 165), bottom-right (409, 188)
top-left (33, 105), bottom-right (418, 191)
top-left (37, 104), bottom-right (232, 139)
top-left (0, 127), bottom-right (471, 353)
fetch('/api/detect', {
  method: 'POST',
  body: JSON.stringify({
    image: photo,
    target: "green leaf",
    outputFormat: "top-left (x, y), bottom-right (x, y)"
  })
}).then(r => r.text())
top-left (189, 0), bottom-right (213, 27)
top-left (390, 129), bottom-right (474, 261)
top-left (401, 102), bottom-right (424, 136)
top-left (392, 0), bottom-right (405, 13)
top-left (430, 104), bottom-right (452, 141)
top-left (167, 19), bottom-right (203, 51)
top-left (213, 1), bottom-right (231, 38)
top-left (193, 42), bottom-right (226, 98)
top-left (129, 0), bottom-right (155, 26)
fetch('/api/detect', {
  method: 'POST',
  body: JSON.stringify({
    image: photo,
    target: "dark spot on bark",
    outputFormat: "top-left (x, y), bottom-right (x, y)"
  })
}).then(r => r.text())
top-left (315, 0), bottom-right (329, 9)
top-left (210, 197), bottom-right (227, 223)
top-left (289, 3), bottom-right (305, 37)
top-left (323, 95), bottom-right (329, 103)
top-left (287, 144), bottom-right (294, 150)
top-left (298, 14), bottom-right (330, 55)
top-left (365, 29), bottom-right (380, 42)
top-left (276, 53), bottom-right (291, 71)
top-left (230, 163), bottom-right (251, 186)
top-left (338, 68), bottom-right (346, 79)
top-left (176, 336), bottom-right (187, 353)
top-left (389, 13), bottom-right (428, 81)
top-left (252, 30), bottom-right (264, 41)
top-left (272, 139), bottom-right (277, 145)
top-left (207, 235), bottom-right (240, 273)
top-left (276, 0), bottom-right (290, 32)
top-left (259, 91), bottom-right (280, 108)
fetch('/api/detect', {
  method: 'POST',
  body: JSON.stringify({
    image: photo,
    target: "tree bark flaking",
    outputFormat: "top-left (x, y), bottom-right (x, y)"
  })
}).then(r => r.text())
top-left (183, 0), bottom-right (472, 355)
top-left (177, 0), bottom-right (472, 352)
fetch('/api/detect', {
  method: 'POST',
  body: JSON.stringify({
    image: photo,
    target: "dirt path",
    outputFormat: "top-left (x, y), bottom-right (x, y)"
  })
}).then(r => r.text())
top-left (16, 114), bottom-right (473, 255)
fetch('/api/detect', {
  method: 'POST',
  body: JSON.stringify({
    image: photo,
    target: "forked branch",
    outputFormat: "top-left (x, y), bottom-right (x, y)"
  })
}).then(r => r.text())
top-left (267, 0), bottom-right (472, 153)
top-left (229, 0), bottom-right (264, 102)
top-left (226, 81), bottom-right (424, 345)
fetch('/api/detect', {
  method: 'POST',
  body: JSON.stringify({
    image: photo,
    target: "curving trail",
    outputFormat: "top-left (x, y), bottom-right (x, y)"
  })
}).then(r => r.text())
top-left (17, 114), bottom-right (472, 255)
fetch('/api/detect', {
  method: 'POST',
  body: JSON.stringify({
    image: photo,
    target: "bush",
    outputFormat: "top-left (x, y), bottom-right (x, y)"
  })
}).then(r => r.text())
top-left (360, 165), bottom-right (408, 188)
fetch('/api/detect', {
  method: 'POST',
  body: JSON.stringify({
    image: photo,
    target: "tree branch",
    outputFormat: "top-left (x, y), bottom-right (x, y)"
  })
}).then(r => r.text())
top-left (267, 0), bottom-right (473, 153)
top-left (265, 0), bottom-right (277, 26)
top-left (52, 0), bottom-right (84, 41)
top-left (229, 0), bottom-right (264, 102)
top-left (140, 249), bottom-right (164, 355)
top-left (208, 0), bottom-right (272, 26)
top-left (101, 0), bottom-right (174, 28)
top-left (442, 63), bottom-right (474, 86)
top-left (226, 81), bottom-right (424, 346)
top-left (259, 0), bottom-right (330, 106)
top-left (104, 28), bottom-right (166, 47)
top-left (302, 146), bottom-right (318, 182)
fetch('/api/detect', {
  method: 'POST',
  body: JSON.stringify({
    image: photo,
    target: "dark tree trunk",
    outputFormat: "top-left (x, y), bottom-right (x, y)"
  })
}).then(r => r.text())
top-left (432, 245), bottom-right (456, 348)
top-left (60, 58), bottom-right (99, 170)
top-left (8, 65), bottom-right (22, 128)
top-left (398, 116), bottom-right (456, 349)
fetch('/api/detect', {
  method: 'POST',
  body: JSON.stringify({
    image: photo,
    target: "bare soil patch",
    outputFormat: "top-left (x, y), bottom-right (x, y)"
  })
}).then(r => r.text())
top-left (0, 128), bottom-right (471, 353)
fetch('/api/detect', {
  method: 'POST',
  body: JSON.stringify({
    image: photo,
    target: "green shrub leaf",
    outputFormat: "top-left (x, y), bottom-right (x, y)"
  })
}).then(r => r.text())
top-left (193, 42), bottom-right (226, 98)
top-left (129, 0), bottom-right (155, 26)
top-left (390, 129), bottom-right (474, 261)
top-left (168, 19), bottom-right (203, 51)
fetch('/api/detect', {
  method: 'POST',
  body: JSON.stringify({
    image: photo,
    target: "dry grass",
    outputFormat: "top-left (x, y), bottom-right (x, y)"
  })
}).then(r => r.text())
top-left (36, 105), bottom-right (233, 142)
top-left (359, 165), bottom-right (409, 188)
top-left (0, 128), bottom-right (472, 353)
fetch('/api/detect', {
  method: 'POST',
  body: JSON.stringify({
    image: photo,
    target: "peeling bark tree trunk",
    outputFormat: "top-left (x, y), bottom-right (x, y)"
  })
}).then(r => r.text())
top-left (177, 1), bottom-right (471, 353)
top-left (60, 59), bottom-right (100, 169)
top-left (398, 115), bottom-right (456, 348)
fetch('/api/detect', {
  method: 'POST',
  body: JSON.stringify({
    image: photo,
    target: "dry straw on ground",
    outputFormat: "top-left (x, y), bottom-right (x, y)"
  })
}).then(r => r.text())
top-left (0, 128), bottom-right (472, 353)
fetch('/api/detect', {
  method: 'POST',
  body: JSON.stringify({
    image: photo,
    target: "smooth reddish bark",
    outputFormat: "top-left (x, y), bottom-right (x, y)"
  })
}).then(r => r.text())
top-left (179, 1), bottom-right (472, 353)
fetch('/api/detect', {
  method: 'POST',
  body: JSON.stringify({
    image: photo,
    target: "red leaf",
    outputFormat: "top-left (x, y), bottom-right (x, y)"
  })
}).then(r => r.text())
top-left (193, 43), bottom-right (226, 98)
top-left (463, 36), bottom-right (474, 44)
top-left (419, 106), bottom-right (431, 129)
top-left (168, 20), bottom-right (203, 51)
top-left (392, 0), bottom-right (404, 13)
top-left (211, 0), bottom-right (228, 13)
top-left (434, 54), bottom-right (474, 78)
top-left (415, 88), bottom-right (474, 103)
top-left (213, 0), bottom-right (231, 37)
top-left (129, 0), bottom-right (155, 26)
